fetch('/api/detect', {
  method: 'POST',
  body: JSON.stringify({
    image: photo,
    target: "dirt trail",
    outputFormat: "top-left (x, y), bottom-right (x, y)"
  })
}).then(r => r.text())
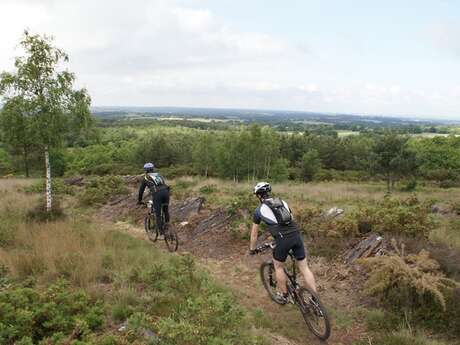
top-left (97, 191), bottom-right (370, 345)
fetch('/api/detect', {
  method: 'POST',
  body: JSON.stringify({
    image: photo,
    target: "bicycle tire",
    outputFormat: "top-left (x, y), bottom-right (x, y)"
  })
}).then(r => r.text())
top-left (295, 287), bottom-right (331, 341)
top-left (144, 215), bottom-right (158, 242)
top-left (260, 262), bottom-right (285, 305)
top-left (164, 224), bottom-right (178, 252)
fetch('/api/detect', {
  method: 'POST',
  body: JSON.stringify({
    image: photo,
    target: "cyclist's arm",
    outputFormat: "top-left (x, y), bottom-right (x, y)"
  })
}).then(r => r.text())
top-left (250, 223), bottom-right (259, 251)
top-left (138, 178), bottom-right (147, 203)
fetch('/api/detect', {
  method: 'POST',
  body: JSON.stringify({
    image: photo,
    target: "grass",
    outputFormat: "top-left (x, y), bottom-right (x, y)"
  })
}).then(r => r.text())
top-left (0, 178), bottom-right (267, 345)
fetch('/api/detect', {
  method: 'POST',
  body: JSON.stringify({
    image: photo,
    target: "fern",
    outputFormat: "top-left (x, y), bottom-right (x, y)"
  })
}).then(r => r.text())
top-left (362, 241), bottom-right (459, 311)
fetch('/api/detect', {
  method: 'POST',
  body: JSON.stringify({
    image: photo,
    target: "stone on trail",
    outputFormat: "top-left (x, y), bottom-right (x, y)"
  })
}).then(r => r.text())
top-left (343, 233), bottom-right (388, 264)
top-left (170, 197), bottom-right (205, 222)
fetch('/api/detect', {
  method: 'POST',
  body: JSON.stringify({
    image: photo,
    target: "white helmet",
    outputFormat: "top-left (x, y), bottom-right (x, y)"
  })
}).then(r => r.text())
top-left (254, 182), bottom-right (272, 195)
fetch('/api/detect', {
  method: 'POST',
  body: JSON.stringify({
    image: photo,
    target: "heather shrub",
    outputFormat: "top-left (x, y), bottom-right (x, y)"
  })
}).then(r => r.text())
top-left (355, 196), bottom-right (433, 237)
top-left (78, 175), bottom-right (127, 206)
top-left (0, 280), bottom-right (104, 344)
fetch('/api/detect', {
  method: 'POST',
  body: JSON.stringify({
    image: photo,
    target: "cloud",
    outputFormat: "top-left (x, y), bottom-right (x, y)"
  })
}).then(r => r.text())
top-left (430, 23), bottom-right (460, 58)
top-left (0, 0), bottom-right (458, 118)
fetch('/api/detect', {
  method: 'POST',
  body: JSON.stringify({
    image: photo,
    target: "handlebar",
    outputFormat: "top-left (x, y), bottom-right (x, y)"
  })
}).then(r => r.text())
top-left (253, 241), bottom-right (276, 254)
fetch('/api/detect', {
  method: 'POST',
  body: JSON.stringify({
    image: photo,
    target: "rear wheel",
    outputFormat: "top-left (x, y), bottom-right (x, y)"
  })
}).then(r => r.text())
top-left (260, 262), bottom-right (284, 305)
top-left (296, 287), bottom-right (331, 341)
top-left (164, 224), bottom-right (178, 252)
top-left (144, 215), bottom-right (158, 242)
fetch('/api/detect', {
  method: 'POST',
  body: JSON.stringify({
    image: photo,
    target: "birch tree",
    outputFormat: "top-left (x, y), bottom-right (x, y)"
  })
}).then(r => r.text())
top-left (0, 31), bottom-right (92, 212)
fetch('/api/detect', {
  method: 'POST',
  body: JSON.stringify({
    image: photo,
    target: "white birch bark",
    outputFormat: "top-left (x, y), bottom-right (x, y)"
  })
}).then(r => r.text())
top-left (45, 147), bottom-right (52, 212)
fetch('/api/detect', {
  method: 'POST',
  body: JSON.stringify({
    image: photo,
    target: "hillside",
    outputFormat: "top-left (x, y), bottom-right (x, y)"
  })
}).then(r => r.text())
top-left (1, 176), bottom-right (459, 344)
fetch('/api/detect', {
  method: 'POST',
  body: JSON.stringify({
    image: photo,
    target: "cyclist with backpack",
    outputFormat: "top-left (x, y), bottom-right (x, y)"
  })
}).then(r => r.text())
top-left (137, 162), bottom-right (170, 233)
top-left (249, 182), bottom-right (318, 304)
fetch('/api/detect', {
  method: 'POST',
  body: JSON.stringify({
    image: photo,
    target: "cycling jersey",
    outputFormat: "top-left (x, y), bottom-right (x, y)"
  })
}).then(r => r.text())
top-left (138, 172), bottom-right (170, 231)
top-left (253, 199), bottom-right (298, 238)
top-left (253, 197), bottom-right (306, 262)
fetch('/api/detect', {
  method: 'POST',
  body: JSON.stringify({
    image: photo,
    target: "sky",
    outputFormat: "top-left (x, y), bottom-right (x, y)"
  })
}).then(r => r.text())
top-left (0, 0), bottom-right (459, 119)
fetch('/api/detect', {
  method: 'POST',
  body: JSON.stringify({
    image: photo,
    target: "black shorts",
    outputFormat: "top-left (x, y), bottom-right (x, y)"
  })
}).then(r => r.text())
top-left (273, 232), bottom-right (306, 262)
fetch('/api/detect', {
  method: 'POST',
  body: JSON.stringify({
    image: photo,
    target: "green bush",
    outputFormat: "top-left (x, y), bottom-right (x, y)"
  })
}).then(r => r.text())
top-left (78, 176), bottom-right (128, 206)
top-left (23, 178), bottom-right (75, 196)
top-left (26, 198), bottom-right (65, 222)
top-left (0, 280), bottom-right (104, 344)
top-left (0, 148), bottom-right (13, 175)
top-left (156, 292), bottom-right (262, 345)
top-left (354, 195), bottom-right (434, 237)
top-left (365, 309), bottom-right (402, 332)
top-left (199, 184), bottom-right (217, 194)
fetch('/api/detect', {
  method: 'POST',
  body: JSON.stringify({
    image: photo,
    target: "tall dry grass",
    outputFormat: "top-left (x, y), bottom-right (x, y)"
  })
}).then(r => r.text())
top-left (0, 178), bottom-right (158, 288)
top-left (0, 219), bottom-right (108, 286)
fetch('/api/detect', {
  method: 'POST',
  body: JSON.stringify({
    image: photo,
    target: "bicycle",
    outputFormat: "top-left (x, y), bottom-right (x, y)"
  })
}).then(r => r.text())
top-left (254, 241), bottom-right (331, 341)
top-left (143, 200), bottom-right (179, 252)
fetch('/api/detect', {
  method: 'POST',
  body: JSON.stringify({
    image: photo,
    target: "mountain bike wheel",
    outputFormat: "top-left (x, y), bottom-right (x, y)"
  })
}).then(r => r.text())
top-left (164, 224), bottom-right (178, 252)
top-left (296, 287), bottom-right (331, 340)
top-left (144, 215), bottom-right (158, 242)
top-left (260, 262), bottom-right (284, 305)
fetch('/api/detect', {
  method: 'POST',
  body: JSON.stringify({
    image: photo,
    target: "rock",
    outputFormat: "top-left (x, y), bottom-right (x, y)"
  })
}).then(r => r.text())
top-left (325, 207), bottom-right (344, 219)
top-left (170, 197), bottom-right (205, 221)
top-left (63, 177), bottom-right (85, 186)
top-left (343, 233), bottom-right (388, 264)
top-left (431, 204), bottom-right (444, 213)
top-left (192, 209), bottom-right (236, 237)
top-left (142, 328), bottom-right (159, 341)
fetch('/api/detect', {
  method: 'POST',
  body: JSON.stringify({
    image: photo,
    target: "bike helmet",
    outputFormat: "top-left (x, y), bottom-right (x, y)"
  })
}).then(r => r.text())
top-left (143, 162), bottom-right (155, 173)
top-left (254, 182), bottom-right (271, 196)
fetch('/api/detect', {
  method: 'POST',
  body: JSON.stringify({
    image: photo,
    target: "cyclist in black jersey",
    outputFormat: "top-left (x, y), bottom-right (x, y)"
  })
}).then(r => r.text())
top-left (137, 162), bottom-right (170, 233)
top-left (249, 182), bottom-right (317, 304)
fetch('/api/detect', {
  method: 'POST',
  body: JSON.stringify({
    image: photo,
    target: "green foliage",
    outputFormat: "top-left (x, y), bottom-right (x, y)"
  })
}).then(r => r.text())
top-left (298, 149), bottom-right (322, 182)
top-left (78, 176), bottom-right (127, 206)
top-left (365, 309), bottom-right (402, 332)
top-left (0, 280), bottom-right (104, 344)
top-left (0, 148), bottom-right (13, 175)
top-left (199, 184), bottom-right (217, 194)
top-left (371, 132), bottom-right (418, 191)
top-left (24, 178), bottom-right (75, 196)
top-left (156, 292), bottom-right (261, 345)
top-left (26, 197), bottom-right (65, 222)
top-left (0, 31), bottom-right (92, 151)
top-left (355, 196), bottom-right (434, 236)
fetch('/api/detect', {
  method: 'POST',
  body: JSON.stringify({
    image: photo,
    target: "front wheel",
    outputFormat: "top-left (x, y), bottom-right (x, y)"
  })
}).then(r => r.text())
top-left (144, 215), bottom-right (158, 242)
top-left (164, 224), bottom-right (178, 252)
top-left (296, 287), bottom-right (331, 341)
top-left (260, 262), bottom-right (285, 305)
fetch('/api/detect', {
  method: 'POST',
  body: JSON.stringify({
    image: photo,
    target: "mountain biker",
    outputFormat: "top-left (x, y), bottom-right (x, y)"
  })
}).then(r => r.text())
top-left (249, 182), bottom-right (318, 304)
top-left (137, 162), bottom-right (170, 233)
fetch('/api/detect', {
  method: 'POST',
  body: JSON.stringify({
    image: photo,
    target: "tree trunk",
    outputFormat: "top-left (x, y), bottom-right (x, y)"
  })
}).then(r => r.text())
top-left (23, 146), bottom-right (29, 178)
top-left (45, 147), bottom-right (52, 212)
top-left (386, 173), bottom-right (391, 193)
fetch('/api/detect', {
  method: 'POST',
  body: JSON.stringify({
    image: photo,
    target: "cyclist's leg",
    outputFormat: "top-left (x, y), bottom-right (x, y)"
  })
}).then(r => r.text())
top-left (162, 188), bottom-right (170, 224)
top-left (153, 192), bottom-right (164, 233)
top-left (291, 233), bottom-right (318, 293)
top-left (297, 259), bottom-right (317, 294)
top-left (273, 239), bottom-right (290, 294)
top-left (273, 259), bottom-right (288, 294)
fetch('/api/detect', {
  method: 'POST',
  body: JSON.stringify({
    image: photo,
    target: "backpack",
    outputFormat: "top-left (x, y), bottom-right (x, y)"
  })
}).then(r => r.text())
top-left (263, 197), bottom-right (292, 225)
top-left (146, 173), bottom-right (166, 189)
